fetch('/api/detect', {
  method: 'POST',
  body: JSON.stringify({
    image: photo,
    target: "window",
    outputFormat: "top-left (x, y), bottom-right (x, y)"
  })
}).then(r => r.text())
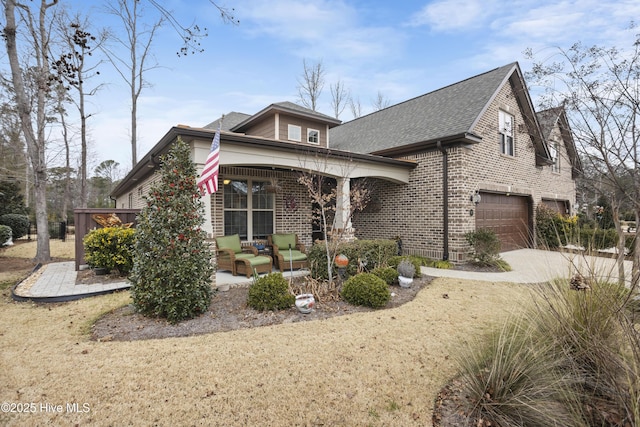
top-left (307, 128), bottom-right (319, 144)
top-left (288, 124), bottom-right (301, 142)
top-left (550, 141), bottom-right (560, 173)
top-left (223, 179), bottom-right (274, 240)
top-left (499, 110), bottom-right (514, 156)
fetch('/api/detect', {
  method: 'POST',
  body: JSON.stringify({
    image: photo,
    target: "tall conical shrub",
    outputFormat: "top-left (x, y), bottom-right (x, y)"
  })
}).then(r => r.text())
top-left (130, 138), bottom-right (214, 323)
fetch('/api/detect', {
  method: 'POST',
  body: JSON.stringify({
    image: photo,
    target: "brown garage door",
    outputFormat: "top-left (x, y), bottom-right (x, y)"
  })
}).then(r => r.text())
top-left (476, 192), bottom-right (531, 251)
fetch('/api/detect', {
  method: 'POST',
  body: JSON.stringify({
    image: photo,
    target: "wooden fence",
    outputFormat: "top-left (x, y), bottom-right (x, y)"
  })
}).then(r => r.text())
top-left (74, 209), bottom-right (140, 271)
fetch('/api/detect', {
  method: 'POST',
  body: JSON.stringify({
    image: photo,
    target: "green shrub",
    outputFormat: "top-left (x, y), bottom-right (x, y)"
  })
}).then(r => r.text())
top-left (388, 255), bottom-right (422, 277)
top-left (0, 213), bottom-right (29, 240)
top-left (247, 272), bottom-right (295, 311)
top-left (83, 226), bottom-right (136, 274)
top-left (465, 228), bottom-right (501, 266)
top-left (308, 239), bottom-right (398, 280)
top-left (341, 273), bottom-right (390, 308)
top-left (0, 225), bottom-right (11, 245)
top-left (579, 228), bottom-right (618, 251)
top-left (371, 266), bottom-right (398, 285)
top-left (432, 260), bottom-right (453, 269)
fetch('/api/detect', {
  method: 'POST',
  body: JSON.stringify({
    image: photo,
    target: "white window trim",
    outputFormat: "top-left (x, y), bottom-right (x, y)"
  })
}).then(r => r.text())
top-left (550, 141), bottom-right (560, 173)
top-left (288, 124), bottom-right (301, 142)
top-left (223, 178), bottom-right (275, 241)
top-left (307, 128), bottom-right (320, 145)
top-left (499, 110), bottom-right (515, 156)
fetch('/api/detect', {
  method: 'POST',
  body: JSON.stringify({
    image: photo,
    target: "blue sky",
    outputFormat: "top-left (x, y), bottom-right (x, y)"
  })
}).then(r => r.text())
top-left (60, 0), bottom-right (640, 174)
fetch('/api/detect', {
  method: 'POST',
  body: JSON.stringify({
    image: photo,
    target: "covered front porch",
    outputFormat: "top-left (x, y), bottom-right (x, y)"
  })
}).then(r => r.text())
top-left (194, 132), bottom-right (416, 249)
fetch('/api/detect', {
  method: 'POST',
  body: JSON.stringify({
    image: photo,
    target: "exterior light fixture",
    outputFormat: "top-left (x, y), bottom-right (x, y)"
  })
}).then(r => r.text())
top-left (470, 191), bottom-right (481, 205)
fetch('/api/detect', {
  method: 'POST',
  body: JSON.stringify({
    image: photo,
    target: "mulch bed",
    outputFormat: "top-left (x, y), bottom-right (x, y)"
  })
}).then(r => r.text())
top-left (91, 275), bottom-right (434, 342)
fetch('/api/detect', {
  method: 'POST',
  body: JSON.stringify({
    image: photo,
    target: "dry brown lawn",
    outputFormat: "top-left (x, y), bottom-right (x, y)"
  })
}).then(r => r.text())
top-left (0, 241), bottom-right (533, 426)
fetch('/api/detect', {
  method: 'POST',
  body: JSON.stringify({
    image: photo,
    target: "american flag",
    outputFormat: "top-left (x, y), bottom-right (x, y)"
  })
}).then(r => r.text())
top-left (197, 124), bottom-right (221, 195)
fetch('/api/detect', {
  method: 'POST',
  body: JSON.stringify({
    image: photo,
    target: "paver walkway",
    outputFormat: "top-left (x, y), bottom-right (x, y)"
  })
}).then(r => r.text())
top-left (11, 249), bottom-right (634, 302)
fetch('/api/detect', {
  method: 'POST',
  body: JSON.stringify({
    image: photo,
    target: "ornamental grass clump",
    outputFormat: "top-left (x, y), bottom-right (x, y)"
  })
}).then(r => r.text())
top-left (247, 272), bottom-right (295, 311)
top-left (454, 274), bottom-right (640, 427)
top-left (341, 273), bottom-right (390, 308)
top-left (396, 259), bottom-right (416, 278)
top-left (130, 138), bottom-right (214, 324)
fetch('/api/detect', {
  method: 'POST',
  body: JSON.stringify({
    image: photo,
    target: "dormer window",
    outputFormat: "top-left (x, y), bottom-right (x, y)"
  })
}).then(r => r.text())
top-left (307, 128), bottom-right (319, 144)
top-left (499, 110), bottom-right (514, 156)
top-left (288, 124), bottom-right (301, 142)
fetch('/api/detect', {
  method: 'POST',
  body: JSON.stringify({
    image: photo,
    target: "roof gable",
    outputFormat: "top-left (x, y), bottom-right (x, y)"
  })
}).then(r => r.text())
top-left (329, 62), bottom-right (550, 166)
top-left (231, 101), bottom-right (341, 133)
top-left (537, 107), bottom-right (582, 177)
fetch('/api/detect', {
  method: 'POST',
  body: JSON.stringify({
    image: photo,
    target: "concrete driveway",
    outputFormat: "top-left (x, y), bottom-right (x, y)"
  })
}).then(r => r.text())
top-left (421, 248), bottom-right (635, 285)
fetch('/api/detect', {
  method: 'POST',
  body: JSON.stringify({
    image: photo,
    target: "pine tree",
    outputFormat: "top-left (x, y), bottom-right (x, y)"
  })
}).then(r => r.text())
top-left (130, 138), bottom-right (213, 323)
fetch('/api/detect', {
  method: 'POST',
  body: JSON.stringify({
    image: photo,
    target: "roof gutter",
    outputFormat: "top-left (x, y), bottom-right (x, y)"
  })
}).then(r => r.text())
top-left (437, 141), bottom-right (449, 261)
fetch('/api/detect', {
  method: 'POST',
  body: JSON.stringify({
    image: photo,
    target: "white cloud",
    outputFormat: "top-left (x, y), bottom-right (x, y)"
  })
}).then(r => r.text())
top-left (408, 0), bottom-right (498, 31)
top-left (233, 0), bottom-right (405, 63)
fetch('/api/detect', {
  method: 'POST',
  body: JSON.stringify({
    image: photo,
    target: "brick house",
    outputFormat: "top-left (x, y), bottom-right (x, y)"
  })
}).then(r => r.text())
top-left (111, 62), bottom-right (579, 262)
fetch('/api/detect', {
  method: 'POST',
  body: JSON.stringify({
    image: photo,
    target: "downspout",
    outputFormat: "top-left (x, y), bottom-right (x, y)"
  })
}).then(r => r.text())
top-left (437, 141), bottom-right (449, 261)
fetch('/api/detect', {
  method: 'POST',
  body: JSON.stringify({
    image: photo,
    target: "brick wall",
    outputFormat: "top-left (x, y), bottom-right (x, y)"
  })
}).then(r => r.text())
top-left (354, 80), bottom-right (576, 261)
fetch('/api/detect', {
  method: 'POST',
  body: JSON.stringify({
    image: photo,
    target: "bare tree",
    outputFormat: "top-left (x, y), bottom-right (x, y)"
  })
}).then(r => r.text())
top-left (297, 154), bottom-right (372, 286)
top-left (102, 0), bottom-right (163, 169)
top-left (348, 95), bottom-right (362, 119)
top-left (102, 1), bottom-right (240, 169)
top-left (526, 38), bottom-right (640, 290)
top-left (371, 90), bottom-right (390, 111)
top-left (146, 0), bottom-right (239, 56)
top-left (329, 79), bottom-right (348, 119)
top-left (297, 58), bottom-right (325, 111)
top-left (51, 83), bottom-right (73, 222)
top-left (51, 11), bottom-right (106, 208)
top-left (2, 0), bottom-right (61, 262)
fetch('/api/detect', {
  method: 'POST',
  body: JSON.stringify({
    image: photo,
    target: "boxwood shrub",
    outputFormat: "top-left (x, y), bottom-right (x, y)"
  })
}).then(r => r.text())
top-left (0, 214), bottom-right (29, 240)
top-left (247, 272), bottom-right (295, 311)
top-left (341, 273), bottom-right (390, 308)
top-left (0, 225), bottom-right (12, 245)
top-left (371, 266), bottom-right (398, 285)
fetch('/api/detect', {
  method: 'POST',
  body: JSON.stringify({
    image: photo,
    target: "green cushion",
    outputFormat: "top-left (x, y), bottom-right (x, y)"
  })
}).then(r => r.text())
top-left (216, 234), bottom-right (242, 254)
top-left (281, 250), bottom-right (307, 262)
top-left (246, 256), bottom-right (271, 266)
top-left (272, 233), bottom-right (296, 249)
top-left (235, 253), bottom-right (255, 260)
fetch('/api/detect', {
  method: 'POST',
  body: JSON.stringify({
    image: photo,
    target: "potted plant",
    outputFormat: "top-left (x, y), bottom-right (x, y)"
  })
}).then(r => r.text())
top-left (397, 259), bottom-right (415, 288)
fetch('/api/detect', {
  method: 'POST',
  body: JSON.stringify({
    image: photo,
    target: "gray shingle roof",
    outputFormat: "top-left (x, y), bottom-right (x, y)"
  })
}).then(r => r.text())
top-left (204, 112), bottom-right (252, 131)
top-left (273, 101), bottom-right (340, 123)
top-left (330, 63), bottom-right (518, 154)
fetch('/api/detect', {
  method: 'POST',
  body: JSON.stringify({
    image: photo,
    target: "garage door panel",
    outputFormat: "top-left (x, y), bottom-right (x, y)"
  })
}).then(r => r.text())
top-left (476, 193), bottom-right (531, 251)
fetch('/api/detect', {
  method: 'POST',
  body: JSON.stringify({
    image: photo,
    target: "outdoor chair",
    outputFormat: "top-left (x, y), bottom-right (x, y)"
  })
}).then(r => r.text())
top-left (215, 234), bottom-right (272, 277)
top-left (268, 233), bottom-right (308, 272)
